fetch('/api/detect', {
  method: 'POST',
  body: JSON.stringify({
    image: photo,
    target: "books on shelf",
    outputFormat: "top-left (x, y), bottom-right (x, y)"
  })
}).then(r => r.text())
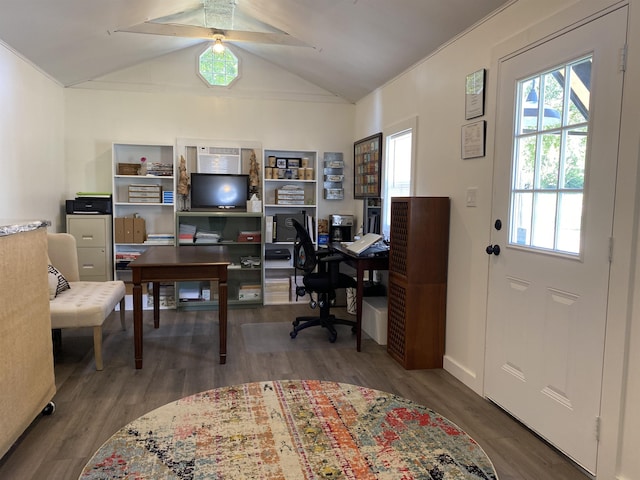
top-left (144, 233), bottom-right (175, 245)
top-left (195, 229), bottom-right (221, 244)
top-left (275, 184), bottom-right (305, 205)
top-left (146, 162), bottom-right (173, 176)
top-left (179, 223), bottom-right (196, 244)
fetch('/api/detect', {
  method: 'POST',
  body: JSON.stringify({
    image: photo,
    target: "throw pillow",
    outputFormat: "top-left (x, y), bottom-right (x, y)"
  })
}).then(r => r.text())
top-left (48, 264), bottom-right (70, 300)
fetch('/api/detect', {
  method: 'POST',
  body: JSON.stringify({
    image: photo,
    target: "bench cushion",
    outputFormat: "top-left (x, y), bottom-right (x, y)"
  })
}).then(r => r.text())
top-left (50, 281), bottom-right (126, 329)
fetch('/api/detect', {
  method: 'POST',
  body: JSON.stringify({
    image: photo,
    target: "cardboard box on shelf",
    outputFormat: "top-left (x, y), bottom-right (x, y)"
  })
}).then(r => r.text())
top-left (133, 218), bottom-right (146, 243)
top-left (124, 217), bottom-right (134, 242)
top-left (115, 216), bottom-right (146, 243)
top-left (114, 217), bottom-right (125, 243)
top-left (128, 184), bottom-right (162, 203)
top-left (237, 231), bottom-right (261, 242)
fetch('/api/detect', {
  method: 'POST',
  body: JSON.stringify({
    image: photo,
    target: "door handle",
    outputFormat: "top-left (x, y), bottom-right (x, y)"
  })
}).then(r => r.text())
top-left (486, 244), bottom-right (501, 256)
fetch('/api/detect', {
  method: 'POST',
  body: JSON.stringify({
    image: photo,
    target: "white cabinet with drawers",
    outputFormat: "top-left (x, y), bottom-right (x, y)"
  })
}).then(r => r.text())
top-left (66, 214), bottom-right (113, 281)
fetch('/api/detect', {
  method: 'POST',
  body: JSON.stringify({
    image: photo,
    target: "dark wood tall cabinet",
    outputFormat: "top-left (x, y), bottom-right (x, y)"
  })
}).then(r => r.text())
top-left (387, 197), bottom-right (450, 369)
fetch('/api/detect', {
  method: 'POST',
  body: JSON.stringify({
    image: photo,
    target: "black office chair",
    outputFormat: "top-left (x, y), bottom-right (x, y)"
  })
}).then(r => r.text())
top-left (289, 219), bottom-right (357, 343)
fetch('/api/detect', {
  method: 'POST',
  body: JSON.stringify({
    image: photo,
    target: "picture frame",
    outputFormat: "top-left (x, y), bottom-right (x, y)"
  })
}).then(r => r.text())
top-left (465, 68), bottom-right (486, 120)
top-left (276, 158), bottom-right (287, 169)
top-left (461, 120), bottom-right (486, 159)
top-left (353, 132), bottom-right (382, 199)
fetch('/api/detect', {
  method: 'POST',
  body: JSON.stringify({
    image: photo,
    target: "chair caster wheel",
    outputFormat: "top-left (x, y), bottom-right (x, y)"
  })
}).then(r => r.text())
top-left (351, 326), bottom-right (357, 334)
top-left (290, 330), bottom-right (297, 339)
top-left (42, 401), bottom-right (56, 416)
top-left (329, 333), bottom-right (337, 343)
top-left (309, 300), bottom-right (317, 309)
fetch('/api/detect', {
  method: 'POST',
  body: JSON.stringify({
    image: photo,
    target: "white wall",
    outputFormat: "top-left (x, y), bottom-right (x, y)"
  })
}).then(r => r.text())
top-left (0, 42), bottom-right (65, 230)
top-left (355, 0), bottom-right (640, 478)
top-left (64, 43), bottom-right (356, 223)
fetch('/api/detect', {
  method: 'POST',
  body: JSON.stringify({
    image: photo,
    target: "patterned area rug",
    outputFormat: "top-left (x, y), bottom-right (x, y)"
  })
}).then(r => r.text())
top-left (80, 380), bottom-right (497, 479)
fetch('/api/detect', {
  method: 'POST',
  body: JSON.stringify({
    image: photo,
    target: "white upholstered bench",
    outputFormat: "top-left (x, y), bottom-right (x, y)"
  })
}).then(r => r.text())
top-left (48, 233), bottom-right (126, 371)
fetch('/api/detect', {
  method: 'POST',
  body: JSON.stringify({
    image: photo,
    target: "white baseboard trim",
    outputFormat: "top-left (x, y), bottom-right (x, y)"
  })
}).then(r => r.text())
top-left (443, 355), bottom-right (482, 396)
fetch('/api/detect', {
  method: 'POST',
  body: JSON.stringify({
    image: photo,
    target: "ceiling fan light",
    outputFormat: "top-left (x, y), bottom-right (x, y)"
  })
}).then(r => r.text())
top-left (212, 38), bottom-right (225, 53)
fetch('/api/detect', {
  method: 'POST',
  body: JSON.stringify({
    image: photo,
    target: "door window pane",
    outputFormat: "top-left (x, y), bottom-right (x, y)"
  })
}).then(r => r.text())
top-left (557, 192), bottom-right (583, 254)
top-left (509, 56), bottom-right (591, 255)
top-left (532, 192), bottom-right (557, 249)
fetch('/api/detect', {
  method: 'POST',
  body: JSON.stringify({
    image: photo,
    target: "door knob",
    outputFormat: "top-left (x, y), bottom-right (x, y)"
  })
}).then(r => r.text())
top-left (486, 244), bottom-right (501, 255)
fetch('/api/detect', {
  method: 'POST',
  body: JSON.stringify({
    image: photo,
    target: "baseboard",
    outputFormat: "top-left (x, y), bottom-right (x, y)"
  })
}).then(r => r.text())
top-left (443, 355), bottom-right (482, 396)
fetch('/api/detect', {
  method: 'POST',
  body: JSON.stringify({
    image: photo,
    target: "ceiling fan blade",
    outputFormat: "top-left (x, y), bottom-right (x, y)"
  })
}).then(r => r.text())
top-left (224, 30), bottom-right (309, 47)
top-left (117, 22), bottom-right (222, 39)
top-left (117, 22), bottom-right (309, 47)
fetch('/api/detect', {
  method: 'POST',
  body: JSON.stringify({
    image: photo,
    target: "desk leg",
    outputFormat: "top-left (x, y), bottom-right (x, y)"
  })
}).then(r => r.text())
top-left (356, 266), bottom-right (364, 352)
top-left (133, 281), bottom-right (143, 369)
top-left (153, 282), bottom-right (160, 328)
top-left (218, 278), bottom-right (228, 364)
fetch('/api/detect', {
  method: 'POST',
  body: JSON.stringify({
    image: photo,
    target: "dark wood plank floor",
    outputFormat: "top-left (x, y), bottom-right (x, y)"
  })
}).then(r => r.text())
top-left (0, 304), bottom-right (588, 479)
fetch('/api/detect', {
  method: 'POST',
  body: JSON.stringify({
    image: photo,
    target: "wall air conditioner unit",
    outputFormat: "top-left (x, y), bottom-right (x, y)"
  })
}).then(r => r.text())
top-left (197, 146), bottom-right (241, 174)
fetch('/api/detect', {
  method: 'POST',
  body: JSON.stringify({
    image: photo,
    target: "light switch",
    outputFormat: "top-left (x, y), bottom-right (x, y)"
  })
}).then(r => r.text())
top-left (466, 187), bottom-right (478, 207)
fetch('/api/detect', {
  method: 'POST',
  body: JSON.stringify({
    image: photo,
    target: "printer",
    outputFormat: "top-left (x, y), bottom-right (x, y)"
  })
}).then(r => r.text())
top-left (66, 196), bottom-right (112, 214)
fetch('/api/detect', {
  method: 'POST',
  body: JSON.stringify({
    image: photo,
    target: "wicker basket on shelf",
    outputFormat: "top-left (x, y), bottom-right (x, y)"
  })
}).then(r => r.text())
top-left (117, 163), bottom-right (140, 175)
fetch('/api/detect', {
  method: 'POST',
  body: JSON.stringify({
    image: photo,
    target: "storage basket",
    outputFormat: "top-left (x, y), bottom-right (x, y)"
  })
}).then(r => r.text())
top-left (118, 163), bottom-right (140, 175)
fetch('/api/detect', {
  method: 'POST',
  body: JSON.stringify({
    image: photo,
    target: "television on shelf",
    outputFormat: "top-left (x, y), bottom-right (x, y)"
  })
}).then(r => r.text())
top-left (190, 173), bottom-right (249, 211)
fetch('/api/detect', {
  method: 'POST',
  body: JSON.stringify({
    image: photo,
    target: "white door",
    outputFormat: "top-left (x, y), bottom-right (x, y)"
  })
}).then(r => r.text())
top-left (485, 7), bottom-right (626, 475)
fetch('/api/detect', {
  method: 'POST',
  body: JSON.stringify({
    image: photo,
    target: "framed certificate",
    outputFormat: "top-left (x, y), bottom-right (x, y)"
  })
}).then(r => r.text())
top-left (461, 120), bottom-right (486, 159)
top-left (465, 69), bottom-right (486, 120)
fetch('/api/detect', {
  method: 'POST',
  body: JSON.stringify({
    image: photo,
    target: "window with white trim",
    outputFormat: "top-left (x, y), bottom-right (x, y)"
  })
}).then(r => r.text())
top-left (382, 118), bottom-right (416, 240)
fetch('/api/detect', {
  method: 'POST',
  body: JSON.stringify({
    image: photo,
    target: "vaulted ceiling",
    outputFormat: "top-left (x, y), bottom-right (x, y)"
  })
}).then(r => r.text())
top-left (0, 0), bottom-right (512, 103)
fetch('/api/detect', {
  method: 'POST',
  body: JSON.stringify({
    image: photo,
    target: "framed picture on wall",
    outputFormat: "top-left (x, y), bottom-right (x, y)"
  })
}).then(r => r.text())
top-left (465, 68), bottom-right (486, 120)
top-left (461, 120), bottom-right (486, 159)
top-left (353, 133), bottom-right (383, 199)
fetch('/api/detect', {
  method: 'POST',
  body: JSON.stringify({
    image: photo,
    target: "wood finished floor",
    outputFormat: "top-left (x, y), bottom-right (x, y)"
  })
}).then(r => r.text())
top-left (0, 304), bottom-right (588, 480)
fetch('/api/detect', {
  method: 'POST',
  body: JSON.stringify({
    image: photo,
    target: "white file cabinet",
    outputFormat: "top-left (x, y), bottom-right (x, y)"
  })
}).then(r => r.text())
top-left (66, 214), bottom-right (113, 281)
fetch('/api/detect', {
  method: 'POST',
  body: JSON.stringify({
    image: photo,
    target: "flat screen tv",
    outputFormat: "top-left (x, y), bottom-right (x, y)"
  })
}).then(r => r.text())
top-left (190, 173), bottom-right (249, 211)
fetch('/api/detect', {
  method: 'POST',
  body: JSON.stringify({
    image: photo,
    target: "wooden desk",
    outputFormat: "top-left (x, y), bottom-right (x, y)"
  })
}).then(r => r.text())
top-left (329, 242), bottom-right (389, 351)
top-left (129, 246), bottom-right (230, 369)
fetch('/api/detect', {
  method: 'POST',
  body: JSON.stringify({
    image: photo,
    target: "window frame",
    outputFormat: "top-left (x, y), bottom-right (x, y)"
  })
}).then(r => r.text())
top-left (381, 116), bottom-right (417, 240)
top-left (197, 44), bottom-right (240, 88)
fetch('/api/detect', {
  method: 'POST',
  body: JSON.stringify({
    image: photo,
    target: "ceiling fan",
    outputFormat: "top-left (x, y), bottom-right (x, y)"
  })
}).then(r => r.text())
top-left (116, 0), bottom-right (309, 48)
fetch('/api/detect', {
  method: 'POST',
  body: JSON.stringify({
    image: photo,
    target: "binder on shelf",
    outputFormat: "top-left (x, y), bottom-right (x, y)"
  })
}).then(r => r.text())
top-left (274, 212), bottom-right (305, 242)
top-left (265, 216), bottom-right (274, 243)
top-left (306, 215), bottom-right (316, 243)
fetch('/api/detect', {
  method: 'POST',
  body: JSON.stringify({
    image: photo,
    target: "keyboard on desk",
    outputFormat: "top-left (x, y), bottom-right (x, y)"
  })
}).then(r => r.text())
top-left (357, 243), bottom-right (389, 257)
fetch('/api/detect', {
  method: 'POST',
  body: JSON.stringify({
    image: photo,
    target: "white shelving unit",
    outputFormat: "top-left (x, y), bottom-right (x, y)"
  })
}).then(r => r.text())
top-left (112, 142), bottom-right (176, 307)
top-left (263, 149), bottom-right (318, 305)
